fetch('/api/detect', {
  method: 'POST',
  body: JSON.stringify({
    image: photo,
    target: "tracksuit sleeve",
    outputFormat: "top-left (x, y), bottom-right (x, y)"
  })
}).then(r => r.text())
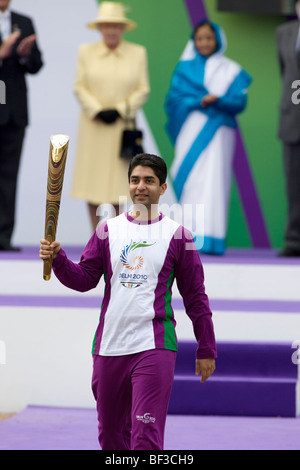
top-left (174, 227), bottom-right (217, 359)
top-left (52, 231), bottom-right (105, 292)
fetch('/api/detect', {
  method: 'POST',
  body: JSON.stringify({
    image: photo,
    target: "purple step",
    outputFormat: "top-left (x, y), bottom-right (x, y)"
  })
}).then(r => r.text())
top-left (168, 341), bottom-right (298, 417)
top-left (174, 341), bottom-right (297, 379)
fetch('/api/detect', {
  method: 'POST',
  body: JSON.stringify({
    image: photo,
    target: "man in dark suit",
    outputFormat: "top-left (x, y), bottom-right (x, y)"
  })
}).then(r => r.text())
top-left (0, 0), bottom-right (43, 251)
top-left (276, 0), bottom-right (300, 256)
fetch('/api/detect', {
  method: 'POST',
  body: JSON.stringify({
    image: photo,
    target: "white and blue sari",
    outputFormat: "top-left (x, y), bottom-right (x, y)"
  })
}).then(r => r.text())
top-left (165, 21), bottom-right (252, 255)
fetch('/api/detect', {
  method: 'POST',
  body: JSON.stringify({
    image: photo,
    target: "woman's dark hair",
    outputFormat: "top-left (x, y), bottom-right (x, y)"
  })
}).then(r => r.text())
top-left (128, 153), bottom-right (167, 185)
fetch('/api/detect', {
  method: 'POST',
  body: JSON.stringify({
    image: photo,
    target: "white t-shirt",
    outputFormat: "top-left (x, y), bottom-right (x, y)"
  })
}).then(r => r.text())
top-left (53, 212), bottom-right (216, 359)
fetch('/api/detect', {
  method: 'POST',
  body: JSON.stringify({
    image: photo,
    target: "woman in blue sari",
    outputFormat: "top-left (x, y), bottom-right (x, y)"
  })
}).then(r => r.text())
top-left (165, 21), bottom-right (252, 255)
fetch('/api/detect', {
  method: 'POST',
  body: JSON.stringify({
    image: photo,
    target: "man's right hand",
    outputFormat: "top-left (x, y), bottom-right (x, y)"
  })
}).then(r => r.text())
top-left (0, 31), bottom-right (21, 59)
top-left (39, 239), bottom-right (61, 261)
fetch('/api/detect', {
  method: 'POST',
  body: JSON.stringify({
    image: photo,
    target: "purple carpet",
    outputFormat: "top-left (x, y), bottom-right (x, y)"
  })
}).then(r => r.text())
top-left (0, 406), bottom-right (299, 450)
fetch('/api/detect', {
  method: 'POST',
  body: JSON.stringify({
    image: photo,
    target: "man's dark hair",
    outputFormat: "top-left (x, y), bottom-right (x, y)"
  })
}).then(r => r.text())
top-left (128, 153), bottom-right (167, 185)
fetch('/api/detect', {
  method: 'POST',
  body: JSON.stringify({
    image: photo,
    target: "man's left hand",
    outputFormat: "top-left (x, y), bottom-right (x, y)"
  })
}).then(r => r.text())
top-left (17, 34), bottom-right (36, 58)
top-left (195, 358), bottom-right (215, 383)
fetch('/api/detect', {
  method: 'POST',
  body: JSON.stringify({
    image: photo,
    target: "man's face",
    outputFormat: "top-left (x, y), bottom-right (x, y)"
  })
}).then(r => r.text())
top-left (129, 165), bottom-right (167, 211)
top-left (0, 0), bottom-right (11, 13)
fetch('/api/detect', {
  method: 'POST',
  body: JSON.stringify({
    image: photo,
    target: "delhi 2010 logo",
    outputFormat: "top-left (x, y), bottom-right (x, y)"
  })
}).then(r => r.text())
top-left (120, 240), bottom-right (155, 271)
top-left (119, 240), bottom-right (155, 288)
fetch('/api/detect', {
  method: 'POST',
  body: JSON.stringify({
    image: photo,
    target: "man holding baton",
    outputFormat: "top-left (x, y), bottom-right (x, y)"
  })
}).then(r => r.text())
top-left (39, 153), bottom-right (216, 451)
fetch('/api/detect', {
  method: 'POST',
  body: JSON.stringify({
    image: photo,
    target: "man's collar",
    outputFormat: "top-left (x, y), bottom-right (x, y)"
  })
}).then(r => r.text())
top-left (0, 9), bottom-right (11, 19)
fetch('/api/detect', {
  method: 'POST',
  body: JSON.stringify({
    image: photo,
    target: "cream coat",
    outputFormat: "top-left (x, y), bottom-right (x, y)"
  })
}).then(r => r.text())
top-left (71, 40), bottom-right (150, 205)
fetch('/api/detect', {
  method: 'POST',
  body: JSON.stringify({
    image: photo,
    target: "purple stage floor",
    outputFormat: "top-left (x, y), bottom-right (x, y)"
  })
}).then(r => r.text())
top-left (0, 406), bottom-right (300, 450)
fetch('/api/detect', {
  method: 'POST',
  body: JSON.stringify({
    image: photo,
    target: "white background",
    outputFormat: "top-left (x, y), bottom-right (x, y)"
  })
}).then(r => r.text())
top-left (11, 0), bottom-right (128, 246)
top-left (12, 0), bottom-right (99, 246)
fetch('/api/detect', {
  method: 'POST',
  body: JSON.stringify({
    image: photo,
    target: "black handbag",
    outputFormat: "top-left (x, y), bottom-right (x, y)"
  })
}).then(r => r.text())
top-left (120, 105), bottom-right (144, 159)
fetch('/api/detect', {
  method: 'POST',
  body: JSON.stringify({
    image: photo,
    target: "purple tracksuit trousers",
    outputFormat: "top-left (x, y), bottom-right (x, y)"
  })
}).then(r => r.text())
top-left (92, 349), bottom-right (176, 450)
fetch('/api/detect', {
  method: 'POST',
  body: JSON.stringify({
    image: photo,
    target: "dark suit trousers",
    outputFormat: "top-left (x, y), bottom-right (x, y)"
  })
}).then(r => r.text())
top-left (283, 142), bottom-right (300, 250)
top-left (0, 121), bottom-right (25, 247)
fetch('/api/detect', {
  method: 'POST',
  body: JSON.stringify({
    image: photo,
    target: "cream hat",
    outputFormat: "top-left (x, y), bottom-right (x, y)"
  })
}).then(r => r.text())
top-left (87, 2), bottom-right (137, 31)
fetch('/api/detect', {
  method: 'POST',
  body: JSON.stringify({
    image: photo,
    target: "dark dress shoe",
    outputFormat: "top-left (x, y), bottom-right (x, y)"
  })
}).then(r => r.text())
top-left (0, 245), bottom-right (21, 252)
top-left (278, 247), bottom-right (300, 257)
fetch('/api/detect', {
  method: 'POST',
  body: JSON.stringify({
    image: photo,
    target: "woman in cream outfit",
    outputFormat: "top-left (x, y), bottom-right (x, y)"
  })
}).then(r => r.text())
top-left (71, 2), bottom-right (150, 230)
